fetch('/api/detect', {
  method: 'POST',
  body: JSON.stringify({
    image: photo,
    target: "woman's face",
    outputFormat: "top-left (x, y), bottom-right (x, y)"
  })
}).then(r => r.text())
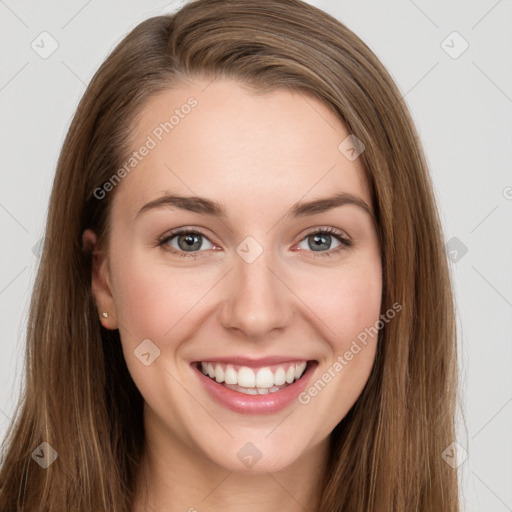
top-left (86, 78), bottom-right (382, 474)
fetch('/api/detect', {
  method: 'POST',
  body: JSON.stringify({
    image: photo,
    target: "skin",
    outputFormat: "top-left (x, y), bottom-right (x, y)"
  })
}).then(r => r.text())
top-left (83, 78), bottom-right (382, 511)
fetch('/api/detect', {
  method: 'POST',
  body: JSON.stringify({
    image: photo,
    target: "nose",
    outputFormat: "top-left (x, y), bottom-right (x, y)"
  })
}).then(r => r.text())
top-left (218, 246), bottom-right (293, 340)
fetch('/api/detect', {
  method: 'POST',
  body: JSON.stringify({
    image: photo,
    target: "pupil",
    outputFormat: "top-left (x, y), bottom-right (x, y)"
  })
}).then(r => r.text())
top-left (179, 234), bottom-right (201, 251)
top-left (310, 234), bottom-right (330, 251)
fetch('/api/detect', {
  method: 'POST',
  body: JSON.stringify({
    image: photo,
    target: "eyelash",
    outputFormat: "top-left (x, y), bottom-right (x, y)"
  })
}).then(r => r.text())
top-left (156, 226), bottom-right (352, 259)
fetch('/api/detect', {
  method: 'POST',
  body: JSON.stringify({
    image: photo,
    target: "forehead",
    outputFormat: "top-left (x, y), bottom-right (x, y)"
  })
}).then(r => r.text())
top-left (114, 78), bottom-right (371, 219)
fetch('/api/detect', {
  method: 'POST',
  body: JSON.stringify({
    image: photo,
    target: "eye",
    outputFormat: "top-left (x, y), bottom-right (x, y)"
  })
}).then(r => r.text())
top-left (296, 227), bottom-right (352, 258)
top-left (157, 228), bottom-right (215, 258)
top-left (157, 226), bottom-right (352, 259)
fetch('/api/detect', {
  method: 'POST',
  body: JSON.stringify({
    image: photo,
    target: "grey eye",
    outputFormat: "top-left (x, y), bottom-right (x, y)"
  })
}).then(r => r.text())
top-left (298, 233), bottom-right (342, 252)
top-left (165, 232), bottom-right (214, 252)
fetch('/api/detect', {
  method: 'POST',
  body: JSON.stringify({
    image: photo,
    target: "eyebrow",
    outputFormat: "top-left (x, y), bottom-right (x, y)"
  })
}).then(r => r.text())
top-left (136, 192), bottom-right (374, 220)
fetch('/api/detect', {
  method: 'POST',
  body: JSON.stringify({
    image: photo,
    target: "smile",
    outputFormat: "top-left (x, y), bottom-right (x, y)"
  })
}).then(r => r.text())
top-left (191, 359), bottom-right (318, 415)
top-left (197, 361), bottom-right (309, 394)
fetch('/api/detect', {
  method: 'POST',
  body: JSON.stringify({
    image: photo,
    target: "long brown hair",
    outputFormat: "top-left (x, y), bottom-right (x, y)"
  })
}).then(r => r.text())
top-left (0, 0), bottom-right (460, 510)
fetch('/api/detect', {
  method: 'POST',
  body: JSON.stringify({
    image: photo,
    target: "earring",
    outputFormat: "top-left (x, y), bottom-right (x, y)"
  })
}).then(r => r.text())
top-left (102, 312), bottom-right (109, 318)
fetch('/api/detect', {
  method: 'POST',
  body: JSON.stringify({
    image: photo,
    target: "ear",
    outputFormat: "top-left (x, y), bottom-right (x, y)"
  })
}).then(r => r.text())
top-left (82, 228), bottom-right (118, 330)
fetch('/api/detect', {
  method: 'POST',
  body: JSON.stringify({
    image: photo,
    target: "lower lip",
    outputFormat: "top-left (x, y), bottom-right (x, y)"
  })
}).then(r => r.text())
top-left (191, 361), bottom-right (318, 415)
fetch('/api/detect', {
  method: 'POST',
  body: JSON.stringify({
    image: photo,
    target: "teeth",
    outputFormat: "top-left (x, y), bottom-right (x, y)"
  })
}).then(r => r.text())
top-left (223, 383), bottom-right (284, 395)
top-left (199, 360), bottom-right (309, 392)
top-left (274, 367), bottom-right (286, 385)
top-left (255, 367), bottom-right (274, 388)
top-left (214, 365), bottom-right (225, 383)
top-left (225, 365), bottom-right (237, 385)
top-left (238, 366), bottom-right (256, 387)
top-left (295, 362), bottom-right (307, 379)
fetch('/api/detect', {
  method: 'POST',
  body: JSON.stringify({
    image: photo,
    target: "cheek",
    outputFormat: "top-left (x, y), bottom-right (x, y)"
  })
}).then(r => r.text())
top-left (343, 269), bottom-right (382, 337)
top-left (303, 258), bottom-right (382, 350)
top-left (111, 263), bottom-right (197, 343)
top-left (108, 250), bottom-right (203, 400)
top-left (295, 260), bottom-right (382, 426)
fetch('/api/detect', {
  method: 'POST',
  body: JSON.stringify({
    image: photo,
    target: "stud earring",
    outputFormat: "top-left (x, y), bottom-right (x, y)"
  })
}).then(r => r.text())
top-left (102, 312), bottom-right (109, 318)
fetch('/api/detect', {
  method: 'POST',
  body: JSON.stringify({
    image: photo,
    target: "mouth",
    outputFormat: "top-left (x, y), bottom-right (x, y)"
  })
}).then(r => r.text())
top-left (191, 359), bottom-right (318, 415)
top-left (194, 360), bottom-right (311, 395)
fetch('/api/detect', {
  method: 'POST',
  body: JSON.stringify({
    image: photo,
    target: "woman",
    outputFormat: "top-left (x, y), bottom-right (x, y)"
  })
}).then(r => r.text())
top-left (0, 0), bottom-right (460, 510)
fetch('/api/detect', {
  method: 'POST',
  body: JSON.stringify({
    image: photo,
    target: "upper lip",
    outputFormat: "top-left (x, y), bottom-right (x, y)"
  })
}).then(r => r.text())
top-left (191, 356), bottom-right (313, 368)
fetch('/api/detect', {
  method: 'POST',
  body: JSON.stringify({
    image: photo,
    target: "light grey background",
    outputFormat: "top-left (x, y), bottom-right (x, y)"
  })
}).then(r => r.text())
top-left (1, 0), bottom-right (511, 510)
